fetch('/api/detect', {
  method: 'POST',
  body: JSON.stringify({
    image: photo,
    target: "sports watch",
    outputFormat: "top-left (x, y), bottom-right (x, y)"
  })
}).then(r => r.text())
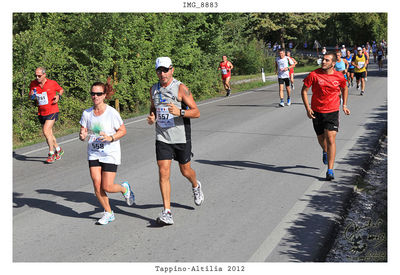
top-left (180, 109), bottom-right (185, 117)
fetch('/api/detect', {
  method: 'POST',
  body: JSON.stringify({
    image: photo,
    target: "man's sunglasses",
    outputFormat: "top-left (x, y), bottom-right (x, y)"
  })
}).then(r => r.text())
top-left (90, 92), bottom-right (106, 96)
top-left (156, 67), bottom-right (172, 73)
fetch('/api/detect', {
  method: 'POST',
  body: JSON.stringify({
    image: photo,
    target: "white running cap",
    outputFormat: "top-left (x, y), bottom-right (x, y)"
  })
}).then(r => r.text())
top-left (155, 57), bottom-right (172, 69)
top-left (357, 47), bottom-right (362, 51)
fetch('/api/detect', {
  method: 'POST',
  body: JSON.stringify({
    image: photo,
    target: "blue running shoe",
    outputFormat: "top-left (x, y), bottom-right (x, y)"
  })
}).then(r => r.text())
top-left (322, 151), bottom-right (328, 165)
top-left (326, 169), bottom-right (335, 181)
top-left (122, 181), bottom-right (135, 206)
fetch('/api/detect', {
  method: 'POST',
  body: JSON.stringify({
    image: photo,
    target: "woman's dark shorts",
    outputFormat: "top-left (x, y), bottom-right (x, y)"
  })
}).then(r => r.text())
top-left (89, 159), bottom-right (118, 172)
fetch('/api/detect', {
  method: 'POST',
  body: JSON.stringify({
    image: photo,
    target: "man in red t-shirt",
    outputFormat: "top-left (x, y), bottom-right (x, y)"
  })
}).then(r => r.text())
top-left (29, 67), bottom-right (65, 163)
top-left (218, 56), bottom-right (234, 96)
top-left (301, 52), bottom-right (351, 180)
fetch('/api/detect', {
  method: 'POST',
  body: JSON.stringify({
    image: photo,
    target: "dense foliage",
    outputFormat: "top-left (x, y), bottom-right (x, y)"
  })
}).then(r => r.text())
top-left (12, 13), bottom-right (387, 145)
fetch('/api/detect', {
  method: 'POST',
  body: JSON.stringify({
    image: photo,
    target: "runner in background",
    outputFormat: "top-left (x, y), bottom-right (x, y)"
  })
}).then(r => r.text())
top-left (218, 56), bottom-right (234, 96)
top-left (345, 50), bottom-right (355, 87)
top-left (275, 49), bottom-right (295, 107)
top-left (363, 46), bottom-right (370, 81)
top-left (286, 50), bottom-right (298, 91)
top-left (372, 41), bottom-right (377, 63)
top-left (340, 45), bottom-right (347, 58)
top-left (352, 47), bottom-right (368, 95)
top-left (29, 67), bottom-right (64, 164)
top-left (377, 45), bottom-right (385, 71)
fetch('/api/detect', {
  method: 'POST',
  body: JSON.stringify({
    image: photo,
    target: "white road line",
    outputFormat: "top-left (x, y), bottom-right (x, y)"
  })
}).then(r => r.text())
top-left (248, 174), bottom-right (325, 262)
top-left (19, 90), bottom-right (259, 155)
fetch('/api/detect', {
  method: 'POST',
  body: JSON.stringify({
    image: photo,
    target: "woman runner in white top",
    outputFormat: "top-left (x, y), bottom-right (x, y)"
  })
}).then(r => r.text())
top-left (79, 80), bottom-right (134, 225)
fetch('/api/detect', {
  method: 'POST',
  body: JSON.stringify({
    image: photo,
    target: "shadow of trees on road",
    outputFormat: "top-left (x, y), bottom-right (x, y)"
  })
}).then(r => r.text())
top-left (275, 103), bottom-right (387, 261)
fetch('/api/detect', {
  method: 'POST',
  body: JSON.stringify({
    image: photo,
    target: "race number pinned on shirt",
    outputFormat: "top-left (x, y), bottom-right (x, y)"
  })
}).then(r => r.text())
top-left (156, 106), bottom-right (175, 128)
top-left (221, 68), bottom-right (228, 75)
top-left (36, 92), bottom-right (49, 106)
top-left (88, 134), bottom-right (105, 152)
top-left (358, 62), bottom-right (365, 69)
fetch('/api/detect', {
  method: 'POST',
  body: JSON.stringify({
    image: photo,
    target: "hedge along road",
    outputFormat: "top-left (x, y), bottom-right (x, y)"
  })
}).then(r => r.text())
top-left (13, 62), bottom-right (387, 262)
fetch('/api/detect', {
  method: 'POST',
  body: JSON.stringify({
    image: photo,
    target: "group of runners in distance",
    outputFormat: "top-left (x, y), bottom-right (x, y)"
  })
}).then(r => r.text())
top-left (27, 39), bottom-right (385, 224)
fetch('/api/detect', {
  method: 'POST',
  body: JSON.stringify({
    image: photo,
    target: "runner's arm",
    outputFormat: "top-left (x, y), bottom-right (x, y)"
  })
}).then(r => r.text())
top-left (168, 83), bottom-right (200, 119)
top-left (100, 123), bottom-right (127, 142)
top-left (147, 87), bottom-right (156, 125)
top-left (53, 88), bottom-right (64, 104)
top-left (341, 86), bottom-right (351, 115)
top-left (79, 126), bottom-right (88, 141)
top-left (301, 84), bottom-right (315, 119)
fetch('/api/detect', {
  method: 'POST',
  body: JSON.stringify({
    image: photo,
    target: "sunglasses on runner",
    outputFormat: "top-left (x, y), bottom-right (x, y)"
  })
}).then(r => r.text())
top-left (35, 74), bottom-right (43, 78)
top-left (156, 67), bottom-right (172, 73)
top-left (90, 92), bottom-right (106, 96)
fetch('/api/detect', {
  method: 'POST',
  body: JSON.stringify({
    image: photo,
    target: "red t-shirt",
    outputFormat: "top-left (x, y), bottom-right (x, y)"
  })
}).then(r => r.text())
top-left (303, 68), bottom-right (346, 113)
top-left (29, 79), bottom-right (62, 116)
top-left (219, 61), bottom-right (232, 79)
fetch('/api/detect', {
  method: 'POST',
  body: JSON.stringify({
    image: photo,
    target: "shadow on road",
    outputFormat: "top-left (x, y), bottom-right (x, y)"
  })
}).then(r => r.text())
top-left (13, 190), bottom-right (194, 226)
top-left (195, 159), bottom-right (322, 180)
top-left (13, 151), bottom-right (47, 163)
top-left (274, 103), bottom-right (387, 262)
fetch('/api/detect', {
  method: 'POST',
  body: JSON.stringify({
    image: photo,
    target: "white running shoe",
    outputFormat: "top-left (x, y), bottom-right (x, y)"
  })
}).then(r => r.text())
top-left (287, 98), bottom-right (291, 106)
top-left (156, 210), bottom-right (174, 225)
top-left (98, 211), bottom-right (115, 225)
top-left (121, 181), bottom-right (135, 206)
top-left (193, 180), bottom-right (204, 206)
top-left (279, 101), bottom-right (285, 107)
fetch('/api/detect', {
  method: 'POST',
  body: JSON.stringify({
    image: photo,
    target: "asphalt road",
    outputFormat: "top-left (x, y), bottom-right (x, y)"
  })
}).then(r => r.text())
top-left (13, 62), bottom-right (387, 263)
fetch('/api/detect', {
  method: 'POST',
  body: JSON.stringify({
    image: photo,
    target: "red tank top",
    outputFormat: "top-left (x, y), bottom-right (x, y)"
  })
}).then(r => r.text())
top-left (219, 61), bottom-right (231, 78)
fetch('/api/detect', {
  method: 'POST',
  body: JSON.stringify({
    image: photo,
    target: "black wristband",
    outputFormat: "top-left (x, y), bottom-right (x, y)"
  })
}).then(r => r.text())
top-left (111, 135), bottom-right (115, 142)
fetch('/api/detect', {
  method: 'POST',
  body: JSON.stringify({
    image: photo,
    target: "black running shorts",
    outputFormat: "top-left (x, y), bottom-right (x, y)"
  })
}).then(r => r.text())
top-left (88, 159), bottom-right (118, 172)
top-left (278, 78), bottom-right (290, 87)
top-left (38, 112), bottom-right (58, 125)
top-left (355, 71), bottom-right (366, 80)
top-left (312, 111), bottom-right (339, 136)
top-left (156, 140), bottom-right (192, 164)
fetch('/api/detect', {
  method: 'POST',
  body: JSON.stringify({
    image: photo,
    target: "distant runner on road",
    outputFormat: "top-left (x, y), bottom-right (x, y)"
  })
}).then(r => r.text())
top-left (286, 50), bottom-right (298, 91)
top-left (275, 49), bottom-right (295, 107)
top-left (377, 45), bottom-right (385, 71)
top-left (301, 52), bottom-right (351, 181)
top-left (218, 56), bottom-right (234, 96)
top-left (352, 47), bottom-right (368, 95)
top-left (345, 50), bottom-right (355, 87)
